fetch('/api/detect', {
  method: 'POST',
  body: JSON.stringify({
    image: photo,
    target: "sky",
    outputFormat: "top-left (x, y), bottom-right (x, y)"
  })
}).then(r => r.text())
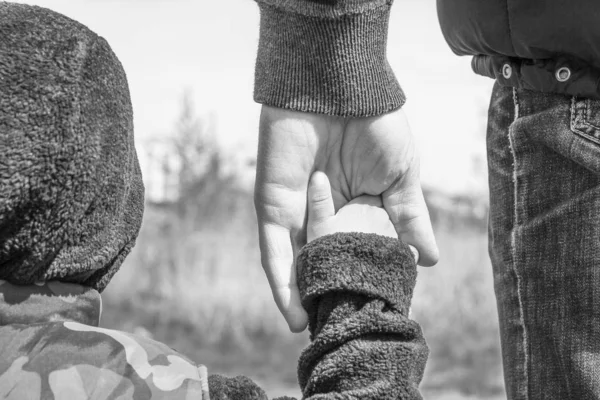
top-left (11, 0), bottom-right (495, 196)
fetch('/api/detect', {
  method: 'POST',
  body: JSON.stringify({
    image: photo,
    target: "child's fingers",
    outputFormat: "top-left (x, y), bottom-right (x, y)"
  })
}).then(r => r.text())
top-left (408, 244), bottom-right (420, 264)
top-left (307, 171), bottom-right (335, 226)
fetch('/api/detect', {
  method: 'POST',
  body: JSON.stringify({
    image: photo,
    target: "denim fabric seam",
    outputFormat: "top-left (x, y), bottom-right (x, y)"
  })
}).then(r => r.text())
top-left (570, 97), bottom-right (600, 145)
top-left (508, 87), bottom-right (530, 400)
top-left (584, 99), bottom-right (600, 131)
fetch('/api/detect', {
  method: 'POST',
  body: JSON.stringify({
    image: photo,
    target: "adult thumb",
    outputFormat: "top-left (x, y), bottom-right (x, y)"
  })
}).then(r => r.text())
top-left (307, 171), bottom-right (335, 229)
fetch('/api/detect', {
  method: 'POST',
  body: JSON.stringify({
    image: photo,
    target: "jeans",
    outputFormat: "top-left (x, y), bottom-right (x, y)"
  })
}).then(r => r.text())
top-left (487, 81), bottom-right (600, 399)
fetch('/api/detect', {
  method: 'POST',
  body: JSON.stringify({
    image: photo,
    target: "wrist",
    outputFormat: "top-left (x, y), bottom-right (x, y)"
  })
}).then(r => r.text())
top-left (254, 1), bottom-right (404, 117)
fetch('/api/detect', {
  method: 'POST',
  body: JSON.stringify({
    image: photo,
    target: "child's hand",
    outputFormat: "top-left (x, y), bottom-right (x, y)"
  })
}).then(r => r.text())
top-left (307, 171), bottom-right (419, 262)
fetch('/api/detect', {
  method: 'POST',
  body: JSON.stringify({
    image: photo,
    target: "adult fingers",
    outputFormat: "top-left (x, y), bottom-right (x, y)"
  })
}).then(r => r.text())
top-left (346, 194), bottom-right (384, 208)
top-left (383, 169), bottom-right (438, 266)
top-left (307, 171), bottom-right (335, 232)
top-left (257, 222), bottom-right (308, 332)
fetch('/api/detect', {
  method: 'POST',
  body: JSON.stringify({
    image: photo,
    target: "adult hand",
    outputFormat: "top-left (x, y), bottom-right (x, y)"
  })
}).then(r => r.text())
top-left (306, 171), bottom-right (398, 242)
top-left (305, 171), bottom-right (420, 262)
top-left (254, 105), bottom-right (438, 332)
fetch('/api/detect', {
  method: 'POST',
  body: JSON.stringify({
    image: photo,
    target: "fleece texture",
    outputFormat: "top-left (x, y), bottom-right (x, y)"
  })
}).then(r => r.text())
top-left (207, 374), bottom-right (298, 400)
top-left (208, 375), bottom-right (269, 400)
top-left (296, 233), bottom-right (428, 399)
top-left (0, 3), bottom-right (144, 291)
top-left (253, 0), bottom-right (404, 117)
top-left (208, 232), bottom-right (428, 399)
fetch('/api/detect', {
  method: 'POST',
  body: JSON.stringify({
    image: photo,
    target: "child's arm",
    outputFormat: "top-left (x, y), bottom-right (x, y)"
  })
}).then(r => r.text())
top-left (294, 172), bottom-right (429, 399)
top-left (297, 233), bottom-right (428, 399)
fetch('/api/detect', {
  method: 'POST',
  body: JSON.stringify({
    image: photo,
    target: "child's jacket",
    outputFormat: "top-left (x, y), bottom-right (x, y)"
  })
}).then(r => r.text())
top-left (0, 280), bottom-right (211, 399)
top-left (0, 233), bottom-right (428, 400)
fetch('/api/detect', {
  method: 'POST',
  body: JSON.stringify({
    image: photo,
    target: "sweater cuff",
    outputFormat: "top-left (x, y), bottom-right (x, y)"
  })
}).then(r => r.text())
top-left (296, 232), bottom-right (417, 315)
top-left (254, 1), bottom-right (405, 117)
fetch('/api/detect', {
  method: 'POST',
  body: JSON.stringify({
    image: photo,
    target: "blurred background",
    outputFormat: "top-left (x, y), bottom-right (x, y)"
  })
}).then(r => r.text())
top-left (14, 0), bottom-right (502, 398)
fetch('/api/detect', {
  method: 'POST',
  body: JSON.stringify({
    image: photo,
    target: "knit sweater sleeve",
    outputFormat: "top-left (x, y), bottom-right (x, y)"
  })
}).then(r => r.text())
top-left (253, 0), bottom-right (405, 117)
top-left (295, 232), bottom-right (429, 399)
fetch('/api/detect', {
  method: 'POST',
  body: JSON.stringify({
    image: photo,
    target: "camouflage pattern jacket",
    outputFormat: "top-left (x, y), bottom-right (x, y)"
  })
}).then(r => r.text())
top-left (0, 234), bottom-right (428, 400)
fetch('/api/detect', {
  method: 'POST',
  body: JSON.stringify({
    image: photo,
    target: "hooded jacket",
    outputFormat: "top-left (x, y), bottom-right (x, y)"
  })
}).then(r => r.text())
top-left (0, 233), bottom-right (427, 399)
top-left (0, 2), bottom-right (144, 291)
top-left (254, 0), bottom-right (600, 117)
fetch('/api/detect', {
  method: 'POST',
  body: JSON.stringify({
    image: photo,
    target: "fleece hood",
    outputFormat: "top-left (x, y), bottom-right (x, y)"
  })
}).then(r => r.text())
top-left (0, 3), bottom-right (144, 291)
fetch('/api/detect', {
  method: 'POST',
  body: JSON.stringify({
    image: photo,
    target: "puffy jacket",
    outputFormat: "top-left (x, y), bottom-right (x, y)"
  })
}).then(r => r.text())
top-left (438, 0), bottom-right (600, 101)
top-left (254, 0), bottom-right (600, 117)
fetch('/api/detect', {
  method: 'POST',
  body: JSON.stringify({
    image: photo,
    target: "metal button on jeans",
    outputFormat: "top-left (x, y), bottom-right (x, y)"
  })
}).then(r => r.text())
top-left (502, 63), bottom-right (512, 79)
top-left (556, 67), bottom-right (571, 82)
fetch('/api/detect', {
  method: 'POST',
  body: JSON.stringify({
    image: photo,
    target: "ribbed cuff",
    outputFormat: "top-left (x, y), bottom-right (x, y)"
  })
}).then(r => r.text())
top-left (254, 1), bottom-right (405, 117)
top-left (297, 232), bottom-right (417, 314)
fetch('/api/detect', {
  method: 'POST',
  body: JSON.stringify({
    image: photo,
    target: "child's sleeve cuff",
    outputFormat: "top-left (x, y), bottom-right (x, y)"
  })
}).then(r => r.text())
top-left (296, 232), bottom-right (417, 315)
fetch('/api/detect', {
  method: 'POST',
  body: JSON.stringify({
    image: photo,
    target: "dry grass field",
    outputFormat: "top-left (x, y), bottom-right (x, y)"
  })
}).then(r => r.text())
top-left (100, 184), bottom-right (505, 399)
top-left (100, 102), bottom-right (505, 399)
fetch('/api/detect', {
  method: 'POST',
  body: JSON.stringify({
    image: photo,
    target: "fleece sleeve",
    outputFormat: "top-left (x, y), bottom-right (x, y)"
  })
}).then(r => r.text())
top-left (295, 232), bottom-right (429, 400)
top-left (253, 0), bottom-right (405, 117)
top-left (207, 232), bottom-right (428, 400)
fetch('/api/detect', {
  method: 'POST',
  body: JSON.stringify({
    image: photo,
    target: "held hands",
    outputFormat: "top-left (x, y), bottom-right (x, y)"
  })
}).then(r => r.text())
top-left (254, 105), bottom-right (438, 332)
top-left (306, 171), bottom-right (420, 260)
top-left (307, 171), bottom-right (396, 241)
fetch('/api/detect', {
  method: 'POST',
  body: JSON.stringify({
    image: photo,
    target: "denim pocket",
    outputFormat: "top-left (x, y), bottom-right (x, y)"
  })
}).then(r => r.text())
top-left (565, 97), bottom-right (600, 175)
top-left (570, 97), bottom-right (600, 146)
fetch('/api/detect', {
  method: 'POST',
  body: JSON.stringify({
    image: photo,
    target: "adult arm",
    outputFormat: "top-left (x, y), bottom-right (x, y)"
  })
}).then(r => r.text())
top-left (254, 0), bottom-right (403, 117)
top-left (253, 0), bottom-right (438, 332)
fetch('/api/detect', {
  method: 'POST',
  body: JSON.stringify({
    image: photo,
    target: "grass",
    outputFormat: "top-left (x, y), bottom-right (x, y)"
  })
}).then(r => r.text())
top-left (414, 225), bottom-right (505, 397)
top-left (100, 181), bottom-right (505, 398)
